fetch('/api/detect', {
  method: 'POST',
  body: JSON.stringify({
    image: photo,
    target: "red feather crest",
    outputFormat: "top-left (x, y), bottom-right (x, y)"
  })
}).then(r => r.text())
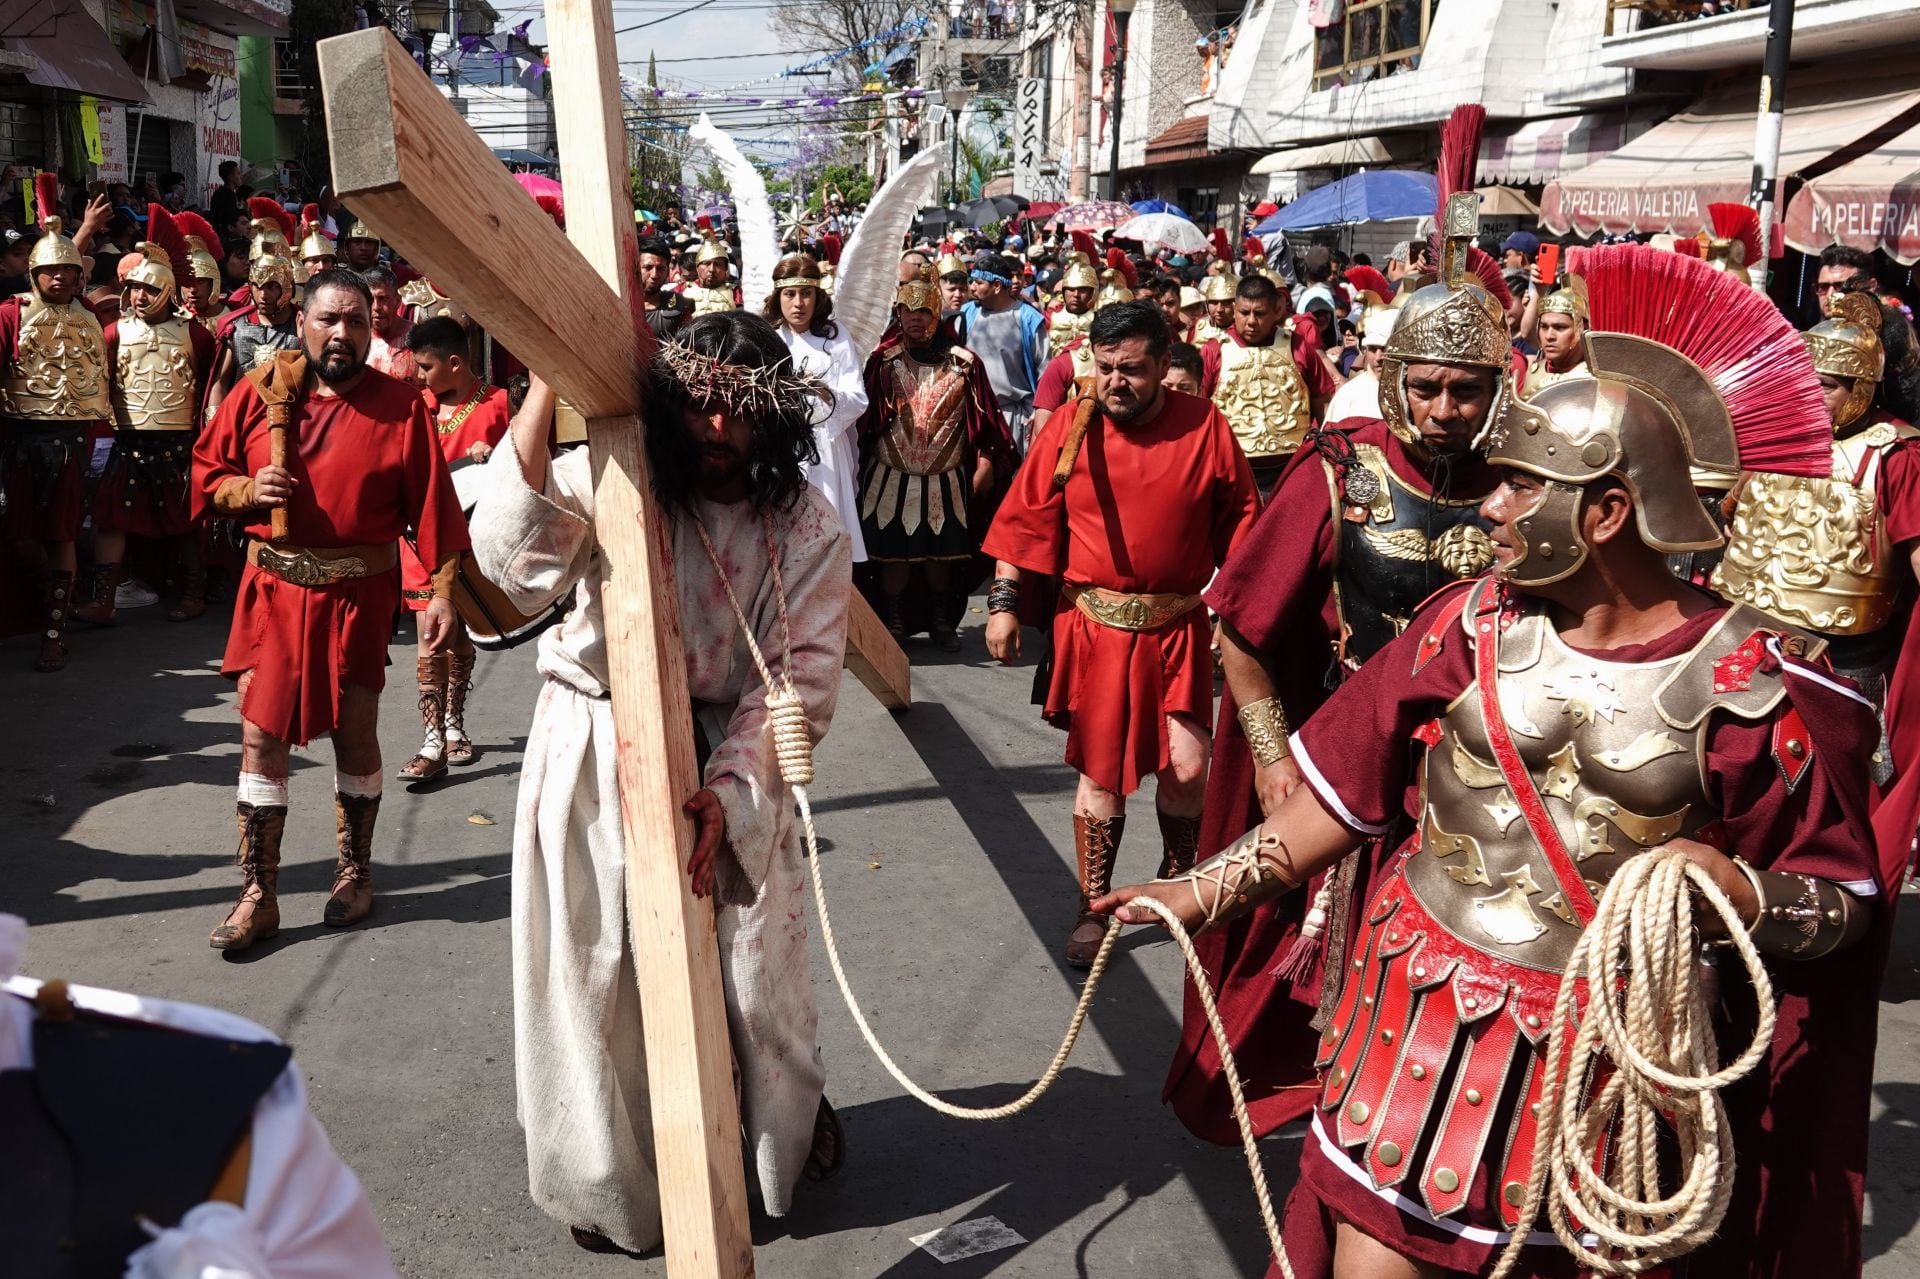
top-left (1463, 245), bottom-right (1512, 310)
top-left (1570, 244), bottom-right (1829, 478)
top-left (1436, 104), bottom-right (1486, 210)
top-left (299, 202), bottom-right (321, 234)
top-left (176, 210), bottom-right (220, 252)
top-left (1210, 227), bottom-right (1230, 259)
top-left (1706, 202), bottom-right (1762, 265)
top-left (820, 232), bottom-right (842, 264)
top-left (247, 195), bottom-right (294, 243)
top-left (1105, 247), bottom-right (1137, 288)
top-left (1070, 229), bottom-right (1098, 262)
top-left (144, 203), bottom-right (190, 278)
top-left (1345, 264), bottom-right (1392, 303)
top-left (34, 172), bottom-right (59, 231)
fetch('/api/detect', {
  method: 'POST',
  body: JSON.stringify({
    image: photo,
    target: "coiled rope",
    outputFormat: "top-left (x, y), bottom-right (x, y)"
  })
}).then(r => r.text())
top-left (1489, 850), bottom-right (1775, 1278)
top-left (693, 520), bottom-right (1772, 1279)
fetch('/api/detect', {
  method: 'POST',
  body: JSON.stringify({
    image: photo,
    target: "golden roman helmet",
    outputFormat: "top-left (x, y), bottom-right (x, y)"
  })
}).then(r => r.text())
top-left (695, 230), bottom-right (730, 265)
top-left (936, 252), bottom-right (969, 279)
top-left (1803, 290), bottom-right (1884, 432)
top-left (299, 226), bottom-right (335, 263)
top-left (1060, 254), bottom-right (1100, 290)
top-left (896, 280), bottom-right (940, 312)
top-left (1094, 268), bottom-right (1134, 307)
top-left (1538, 275), bottom-right (1589, 325)
top-left (1201, 273), bottom-right (1237, 303)
top-left (248, 245), bottom-right (295, 295)
top-left (28, 224), bottom-right (82, 274)
top-left (342, 218), bottom-right (380, 247)
top-left (122, 241), bottom-right (177, 305)
top-left (1378, 193), bottom-right (1513, 448)
top-left (248, 217), bottom-right (291, 262)
top-left (1483, 333), bottom-right (1738, 587)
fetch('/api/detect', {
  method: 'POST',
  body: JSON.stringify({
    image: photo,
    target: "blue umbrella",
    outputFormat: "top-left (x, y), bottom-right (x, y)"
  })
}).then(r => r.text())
top-left (1252, 171), bottom-right (1438, 234)
top-left (1130, 198), bottom-right (1189, 219)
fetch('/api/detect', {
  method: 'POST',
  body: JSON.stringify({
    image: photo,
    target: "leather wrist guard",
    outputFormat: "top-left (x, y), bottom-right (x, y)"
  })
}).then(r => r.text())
top-left (1236, 696), bottom-right (1292, 767)
top-left (1732, 858), bottom-right (1868, 959)
top-left (210, 475), bottom-right (256, 515)
top-left (1165, 825), bottom-right (1302, 932)
top-left (429, 555), bottom-right (460, 601)
top-left (986, 576), bottom-right (1020, 614)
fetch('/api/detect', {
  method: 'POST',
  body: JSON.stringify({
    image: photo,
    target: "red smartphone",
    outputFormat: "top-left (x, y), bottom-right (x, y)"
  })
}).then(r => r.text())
top-left (1534, 243), bottom-right (1561, 287)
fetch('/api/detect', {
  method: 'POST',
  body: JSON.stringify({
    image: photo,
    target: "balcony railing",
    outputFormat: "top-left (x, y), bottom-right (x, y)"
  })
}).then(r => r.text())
top-left (273, 37), bottom-right (305, 99)
top-left (1604, 0), bottom-right (1756, 37)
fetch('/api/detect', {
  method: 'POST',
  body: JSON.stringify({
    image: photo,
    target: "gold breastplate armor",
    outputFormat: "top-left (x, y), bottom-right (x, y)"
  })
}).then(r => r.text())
top-left (1520, 356), bottom-right (1590, 401)
top-left (1192, 319), bottom-right (1228, 347)
top-left (4, 295), bottom-right (110, 421)
top-left (1712, 421), bottom-right (1919, 636)
top-left (1048, 307), bottom-right (1093, 358)
top-left (1215, 333), bottom-right (1311, 460)
top-left (686, 285), bottom-right (736, 316)
top-left (112, 315), bottom-right (198, 432)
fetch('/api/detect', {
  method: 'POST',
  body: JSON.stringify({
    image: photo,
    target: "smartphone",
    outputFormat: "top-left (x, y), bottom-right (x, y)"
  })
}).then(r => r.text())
top-left (1534, 243), bottom-right (1561, 288)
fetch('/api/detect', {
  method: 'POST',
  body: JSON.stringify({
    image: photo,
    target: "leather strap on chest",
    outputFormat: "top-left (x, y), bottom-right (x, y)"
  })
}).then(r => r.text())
top-left (1472, 584), bottom-right (1599, 926)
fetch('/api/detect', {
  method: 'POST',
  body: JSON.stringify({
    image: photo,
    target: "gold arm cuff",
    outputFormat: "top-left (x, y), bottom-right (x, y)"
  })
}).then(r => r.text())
top-left (1236, 696), bottom-right (1292, 767)
top-left (210, 475), bottom-right (255, 515)
top-left (1732, 858), bottom-right (1868, 960)
top-left (1165, 826), bottom-right (1302, 932)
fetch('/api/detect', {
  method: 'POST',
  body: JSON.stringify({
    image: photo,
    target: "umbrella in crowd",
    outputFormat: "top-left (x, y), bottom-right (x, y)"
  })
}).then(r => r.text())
top-left (1115, 211), bottom-right (1209, 254)
top-left (1130, 198), bottom-right (1190, 219)
top-left (958, 195), bottom-right (1026, 227)
top-left (1252, 170), bottom-right (1438, 234)
top-left (1048, 199), bottom-right (1135, 231)
top-left (513, 171), bottom-right (564, 225)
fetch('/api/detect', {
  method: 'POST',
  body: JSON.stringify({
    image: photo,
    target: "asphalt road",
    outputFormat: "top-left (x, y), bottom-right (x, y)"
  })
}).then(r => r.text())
top-left (6, 598), bottom-right (1920, 1277)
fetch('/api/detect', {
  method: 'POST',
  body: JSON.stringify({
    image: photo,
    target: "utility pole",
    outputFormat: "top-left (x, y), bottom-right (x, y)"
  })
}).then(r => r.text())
top-left (1747, 0), bottom-right (1795, 278)
top-left (1106, 0), bottom-right (1133, 201)
top-left (1069, 0), bottom-right (1092, 199)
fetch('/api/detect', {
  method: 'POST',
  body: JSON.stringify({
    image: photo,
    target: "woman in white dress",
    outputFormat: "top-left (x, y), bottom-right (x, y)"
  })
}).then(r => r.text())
top-left (763, 252), bottom-right (868, 562)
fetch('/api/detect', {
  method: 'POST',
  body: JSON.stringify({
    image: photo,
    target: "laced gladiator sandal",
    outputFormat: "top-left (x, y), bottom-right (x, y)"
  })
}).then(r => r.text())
top-left (397, 653), bottom-right (449, 781)
top-left (34, 570), bottom-right (74, 673)
top-left (1155, 810), bottom-right (1202, 879)
top-left (324, 792), bottom-right (380, 927)
top-left (167, 562), bottom-right (208, 622)
top-left (1066, 812), bottom-right (1124, 969)
top-left (444, 650), bottom-right (478, 765)
top-left (72, 561), bottom-right (123, 627)
top-left (210, 801), bottom-right (286, 950)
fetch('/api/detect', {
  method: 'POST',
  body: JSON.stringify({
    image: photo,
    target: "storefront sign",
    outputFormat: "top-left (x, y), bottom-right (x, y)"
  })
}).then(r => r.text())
top-left (1786, 189), bottom-right (1920, 266)
top-left (200, 81), bottom-right (242, 181)
top-left (1540, 178), bottom-right (1747, 237)
top-left (95, 100), bottom-right (128, 182)
top-left (109, 0), bottom-right (238, 80)
top-left (1014, 78), bottom-right (1045, 202)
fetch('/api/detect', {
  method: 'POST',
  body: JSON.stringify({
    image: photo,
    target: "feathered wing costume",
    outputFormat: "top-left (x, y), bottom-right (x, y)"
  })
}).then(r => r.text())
top-left (689, 113), bottom-right (777, 313)
top-left (833, 149), bottom-right (942, 364)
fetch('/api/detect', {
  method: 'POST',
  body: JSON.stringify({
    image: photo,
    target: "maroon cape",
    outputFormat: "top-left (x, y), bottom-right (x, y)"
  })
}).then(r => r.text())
top-left (1166, 419), bottom-right (1498, 1144)
top-left (1859, 418), bottom-right (1920, 897)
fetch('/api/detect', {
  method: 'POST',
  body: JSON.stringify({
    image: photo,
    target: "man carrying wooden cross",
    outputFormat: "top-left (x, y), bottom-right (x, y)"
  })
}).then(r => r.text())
top-left (471, 311), bottom-right (852, 1254)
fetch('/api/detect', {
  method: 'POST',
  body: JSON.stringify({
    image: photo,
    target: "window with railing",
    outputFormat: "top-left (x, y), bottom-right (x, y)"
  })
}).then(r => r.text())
top-left (1311, 0), bottom-right (1436, 91)
top-left (272, 38), bottom-right (305, 100)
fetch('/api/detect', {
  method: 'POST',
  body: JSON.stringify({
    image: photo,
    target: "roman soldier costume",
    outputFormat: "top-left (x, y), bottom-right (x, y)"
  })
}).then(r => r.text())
top-left (683, 233), bottom-right (739, 315)
top-left (1714, 290), bottom-right (1918, 785)
top-left (1045, 256), bottom-right (1098, 358)
top-left (0, 173), bottom-right (110, 671)
top-left (224, 237), bottom-right (298, 375)
top-left (176, 210), bottom-right (230, 336)
top-left (296, 204), bottom-right (335, 278)
top-left (1520, 276), bottom-right (1591, 399)
top-left (1191, 273), bottom-right (1235, 346)
top-left (1209, 317), bottom-right (1314, 467)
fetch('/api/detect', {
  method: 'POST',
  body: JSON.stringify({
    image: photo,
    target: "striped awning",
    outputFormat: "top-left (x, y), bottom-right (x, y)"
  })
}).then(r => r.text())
top-left (1478, 113), bottom-right (1651, 187)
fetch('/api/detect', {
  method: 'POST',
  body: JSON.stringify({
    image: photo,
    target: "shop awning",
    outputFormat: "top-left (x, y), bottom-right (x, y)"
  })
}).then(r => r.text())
top-left (1248, 136), bottom-right (1420, 174)
top-left (1783, 115), bottom-right (1920, 264)
top-left (1143, 116), bottom-right (1211, 166)
top-left (1541, 74), bottom-right (1920, 238)
top-left (0, 0), bottom-right (150, 105)
top-left (1479, 113), bottom-right (1652, 186)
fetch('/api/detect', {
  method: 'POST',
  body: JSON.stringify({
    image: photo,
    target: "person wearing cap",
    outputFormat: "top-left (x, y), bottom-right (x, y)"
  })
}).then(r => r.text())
top-left (1521, 275), bottom-right (1591, 399)
top-left (1321, 305), bottom-right (1396, 421)
top-left (1178, 284), bottom-right (1207, 334)
top-left (955, 252), bottom-right (1049, 452)
top-left (1164, 197), bottom-right (1505, 1153)
top-left (1499, 229), bottom-right (1539, 273)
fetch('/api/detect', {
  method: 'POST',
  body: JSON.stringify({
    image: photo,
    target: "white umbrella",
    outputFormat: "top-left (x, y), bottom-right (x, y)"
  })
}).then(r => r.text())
top-left (1115, 211), bottom-right (1209, 254)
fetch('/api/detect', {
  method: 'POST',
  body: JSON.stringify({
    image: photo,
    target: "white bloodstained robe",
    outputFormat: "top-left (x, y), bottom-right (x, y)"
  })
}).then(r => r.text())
top-left (470, 436), bottom-right (851, 1252)
top-left (780, 324), bottom-right (869, 563)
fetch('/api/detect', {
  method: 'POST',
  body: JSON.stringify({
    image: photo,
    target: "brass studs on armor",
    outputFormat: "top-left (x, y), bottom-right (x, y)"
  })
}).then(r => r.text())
top-left (1434, 1168), bottom-right (1460, 1194)
top-left (1409, 1063), bottom-right (1427, 1081)
top-left (1381, 1029), bottom-right (1395, 1045)
top-left (1504, 1181), bottom-right (1525, 1206)
top-left (1362, 995), bottom-right (1373, 1008)
top-left (1464, 1088), bottom-right (1483, 1106)
top-left (1786, 739), bottom-right (1806, 758)
top-left (1348, 1101), bottom-right (1371, 1125)
top-left (1378, 1141), bottom-right (1402, 1167)
top-left (1463, 996), bottom-right (1478, 1010)
top-left (1581, 440), bottom-right (1611, 467)
top-left (1525, 1014), bottom-right (1541, 1029)
top-left (1539, 543), bottom-right (1554, 559)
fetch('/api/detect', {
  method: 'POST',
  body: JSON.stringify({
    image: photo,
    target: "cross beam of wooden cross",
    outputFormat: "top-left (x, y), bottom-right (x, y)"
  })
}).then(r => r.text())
top-left (318, 8), bottom-right (904, 1275)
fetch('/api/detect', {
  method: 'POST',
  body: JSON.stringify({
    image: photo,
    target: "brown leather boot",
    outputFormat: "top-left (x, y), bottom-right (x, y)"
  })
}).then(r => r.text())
top-left (73, 561), bottom-right (123, 626)
top-left (444, 650), bottom-right (477, 764)
top-left (1066, 812), bottom-right (1124, 969)
top-left (324, 792), bottom-right (379, 927)
top-left (210, 802), bottom-right (286, 950)
top-left (167, 561), bottom-right (208, 622)
top-left (1156, 810), bottom-right (1202, 879)
top-left (33, 570), bottom-right (73, 673)
top-left (397, 653), bottom-right (448, 781)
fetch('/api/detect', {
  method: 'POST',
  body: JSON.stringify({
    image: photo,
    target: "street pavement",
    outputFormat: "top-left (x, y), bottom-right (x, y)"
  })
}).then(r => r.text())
top-left (6, 598), bottom-right (1920, 1277)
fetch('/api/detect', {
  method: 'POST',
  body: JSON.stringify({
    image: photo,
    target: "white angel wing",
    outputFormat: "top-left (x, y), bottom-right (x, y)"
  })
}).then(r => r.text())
top-left (835, 149), bottom-right (943, 364)
top-left (689, 112), bottom-right (778, 312)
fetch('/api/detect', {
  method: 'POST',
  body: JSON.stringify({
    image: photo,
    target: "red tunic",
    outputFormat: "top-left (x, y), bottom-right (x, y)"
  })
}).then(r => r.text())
top-left (982, 390), bottom-right (1258, 794)
top-left (399, 384), bottom-right (510, 608)
top-left (92, 318), bottom-right (217, 537)
top-left (1858, 418), bottom-right (1920, 893)
top-left (1199, 322), bottom-right (1339, 408)
top-left (1168, 420), bottom-right (1499, 1144)
top-left (1033, 340), bottom-right (1083, 415)
top-left (1269, 587), bottom-right (1888, 1279)
top-left (192, 368), bottom-right (469, 745)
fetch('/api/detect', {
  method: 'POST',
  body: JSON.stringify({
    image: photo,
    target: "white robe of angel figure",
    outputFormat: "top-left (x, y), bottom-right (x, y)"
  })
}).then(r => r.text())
top-left (469, 435), bottom-right (851, 1252)
top-left (779, 324), bottom-right (869, 562)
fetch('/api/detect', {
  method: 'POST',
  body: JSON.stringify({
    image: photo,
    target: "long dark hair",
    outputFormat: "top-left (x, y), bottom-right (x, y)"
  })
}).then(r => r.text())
top-left (760, 253), bottom-right (838, 338)
top-left (646, 311), bottom-right (821, 514)
top-left (1876, 297), bottom-right (1920, 424)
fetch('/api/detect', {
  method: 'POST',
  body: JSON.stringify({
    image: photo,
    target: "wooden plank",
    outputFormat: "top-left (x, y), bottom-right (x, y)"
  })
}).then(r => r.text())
top-left (316, 28), bottom-right (638, 418)
top-left (844, 591), bottom-right (913, 711)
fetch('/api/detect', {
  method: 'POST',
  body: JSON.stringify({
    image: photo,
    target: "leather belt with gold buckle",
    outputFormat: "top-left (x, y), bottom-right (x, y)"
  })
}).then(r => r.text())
top-left (1064, 583), bottom-right (1203, 632)
top-left (249, 541), bottom-right (394, 587)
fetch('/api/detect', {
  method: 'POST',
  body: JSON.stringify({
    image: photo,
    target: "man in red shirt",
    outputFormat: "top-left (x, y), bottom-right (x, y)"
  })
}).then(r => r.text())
top-left (395, 314), bottom-right (512, 782)
top-left (984, 301), bottom-right (1259, 966)
top-left (193, 268), bottom-right (468, 952)
top-left (1200, 274), bottom-right (1338, 497)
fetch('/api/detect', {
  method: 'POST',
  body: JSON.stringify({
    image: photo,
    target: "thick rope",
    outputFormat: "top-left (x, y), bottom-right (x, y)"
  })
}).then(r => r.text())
top-left (1489, 850), bottom-right (1776, 1278)
top-left (689, 516), bottom-right (1297, 1276)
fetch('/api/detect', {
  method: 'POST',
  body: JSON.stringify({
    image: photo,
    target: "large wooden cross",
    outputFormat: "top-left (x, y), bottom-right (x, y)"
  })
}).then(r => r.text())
top-left (318, 8), bottom-right (908, 1275)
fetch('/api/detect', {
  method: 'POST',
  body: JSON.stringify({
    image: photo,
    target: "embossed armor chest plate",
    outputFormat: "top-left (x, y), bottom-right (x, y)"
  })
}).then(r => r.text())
top-left (685, 285), bottom-right (736, 316)
top-left (1047, 308), bottom-right (1092, 357)
top-left (1334, 444), bottom-right (1494, 665)
top-left (1215, 336), bottom-right (1311, 459)
top-left (878, 353), bottom-right (969, 476)
top-left (3, 296), bottom-right (110, 421)
top-left (112, 316), bottom-right (197, 432)
top-left (229, 316), bottom-right (298, 374)
top-left (1404, 612), bottom-right (1713, 974)
top-left (1713, 425), bottom-right (1914, 636)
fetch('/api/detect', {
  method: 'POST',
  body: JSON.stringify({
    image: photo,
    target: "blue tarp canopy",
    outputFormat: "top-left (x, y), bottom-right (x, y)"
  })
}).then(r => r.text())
top-left (1130, 198), bottom-right (1189, 218)
top-left (1252, 170), bottom-right (1437, 233)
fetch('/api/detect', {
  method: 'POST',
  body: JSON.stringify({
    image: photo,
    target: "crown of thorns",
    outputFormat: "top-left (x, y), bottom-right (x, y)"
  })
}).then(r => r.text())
top-left (655, 339), bottom-right (828, 419)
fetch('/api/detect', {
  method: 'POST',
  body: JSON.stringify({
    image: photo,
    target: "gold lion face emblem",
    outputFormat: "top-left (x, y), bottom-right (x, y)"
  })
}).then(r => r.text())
top-left (1433, 523), bottom-right (1495, 577)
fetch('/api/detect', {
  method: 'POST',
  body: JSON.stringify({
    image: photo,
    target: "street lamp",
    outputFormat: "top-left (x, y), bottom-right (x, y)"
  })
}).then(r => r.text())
top-left (1107, 0), bottom-right (1135, 202)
